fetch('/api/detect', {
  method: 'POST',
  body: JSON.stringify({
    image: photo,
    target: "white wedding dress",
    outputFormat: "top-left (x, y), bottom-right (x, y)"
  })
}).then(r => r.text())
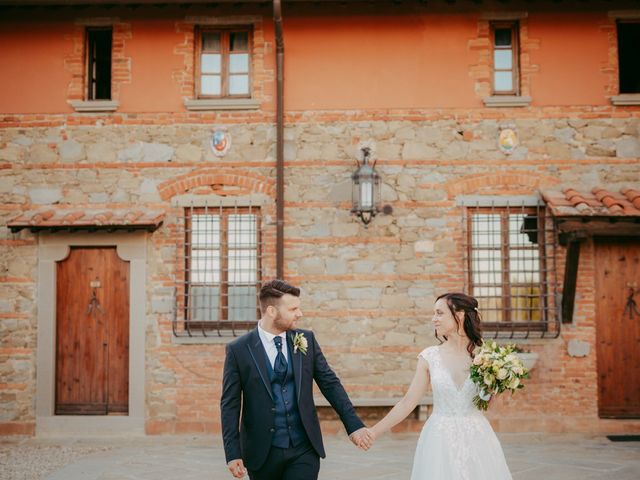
top-left (410, 346), bottom-right (513, 480)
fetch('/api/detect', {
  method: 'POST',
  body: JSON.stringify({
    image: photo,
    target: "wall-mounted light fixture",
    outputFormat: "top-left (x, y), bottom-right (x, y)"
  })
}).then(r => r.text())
top-left (351, 146), bottom-right (381, 226)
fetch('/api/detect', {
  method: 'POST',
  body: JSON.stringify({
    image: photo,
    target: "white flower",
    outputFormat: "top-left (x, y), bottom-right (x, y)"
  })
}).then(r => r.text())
top-left (293, 332), bottom-right (308, 355)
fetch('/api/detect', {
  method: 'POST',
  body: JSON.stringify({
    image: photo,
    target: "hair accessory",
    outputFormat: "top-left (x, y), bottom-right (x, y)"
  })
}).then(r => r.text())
top-left (473, 307), bottom-right (479, 312)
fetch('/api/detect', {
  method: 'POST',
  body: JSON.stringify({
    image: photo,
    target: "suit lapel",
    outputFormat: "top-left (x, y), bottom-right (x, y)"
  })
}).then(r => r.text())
top-left (246, 328), bottom-right (274, 401)
top-left (287, 330), bottom-right (304, 402)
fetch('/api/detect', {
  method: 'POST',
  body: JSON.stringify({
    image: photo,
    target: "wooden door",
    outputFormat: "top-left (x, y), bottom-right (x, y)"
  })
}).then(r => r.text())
top-left (56, 247), bottom-right (130, 415)
top-left (594, 238), bottom-right (640, 418)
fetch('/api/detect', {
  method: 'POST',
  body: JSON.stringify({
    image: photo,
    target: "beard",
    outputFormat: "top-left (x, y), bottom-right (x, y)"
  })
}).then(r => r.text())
top-left (272, 310), bottom-right (294, 332)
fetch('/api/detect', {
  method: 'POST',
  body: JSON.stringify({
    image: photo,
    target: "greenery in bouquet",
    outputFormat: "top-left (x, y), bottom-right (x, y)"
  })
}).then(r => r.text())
top-left (470, 341), bottom-right (529, 411)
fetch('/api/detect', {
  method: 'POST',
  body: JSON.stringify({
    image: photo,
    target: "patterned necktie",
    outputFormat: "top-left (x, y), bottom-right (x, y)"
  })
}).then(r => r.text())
top-left (273, 336), bottom-right (288, 384)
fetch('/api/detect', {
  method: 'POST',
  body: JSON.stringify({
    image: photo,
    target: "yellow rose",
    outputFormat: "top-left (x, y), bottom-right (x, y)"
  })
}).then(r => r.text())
top-left (497, 368), bottom-right (508, 380)
top-left (508, 377), bottom-right (520, 389)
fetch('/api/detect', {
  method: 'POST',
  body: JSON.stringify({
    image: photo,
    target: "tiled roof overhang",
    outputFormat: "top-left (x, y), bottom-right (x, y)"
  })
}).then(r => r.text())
top-left (7, 208), bottom-right (164, 233)
top-left (540, 187), bottom-right (640, 237)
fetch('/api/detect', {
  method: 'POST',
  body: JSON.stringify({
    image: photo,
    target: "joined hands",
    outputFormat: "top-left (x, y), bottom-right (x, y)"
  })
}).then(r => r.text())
top-left (349, 427), bottom-right (376, 451)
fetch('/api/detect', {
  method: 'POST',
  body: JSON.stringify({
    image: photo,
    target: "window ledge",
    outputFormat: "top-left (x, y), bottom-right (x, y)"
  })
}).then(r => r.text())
top-left (611, 94), bottom-right (640, 106)
top-left (172, 334), bottom-right (249, 345)
top-left (184, 98), bottom-right (260, 111)
top-left (483, 95), bottom-right (532, 107)
top-left (68, 100), bottom-right (119, 112)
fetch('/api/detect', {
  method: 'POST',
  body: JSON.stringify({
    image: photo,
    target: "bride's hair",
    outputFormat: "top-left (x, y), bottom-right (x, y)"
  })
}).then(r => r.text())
top-left (435, 292), bottom-right (483, 357)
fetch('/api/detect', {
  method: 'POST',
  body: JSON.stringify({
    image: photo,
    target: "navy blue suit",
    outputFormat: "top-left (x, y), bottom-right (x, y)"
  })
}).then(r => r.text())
top-left (220, 328), bottom-right (364, 477)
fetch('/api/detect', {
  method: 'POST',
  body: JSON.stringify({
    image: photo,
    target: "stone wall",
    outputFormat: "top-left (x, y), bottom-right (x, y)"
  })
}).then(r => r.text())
top-left (1, 112), bottom-right (639, 435)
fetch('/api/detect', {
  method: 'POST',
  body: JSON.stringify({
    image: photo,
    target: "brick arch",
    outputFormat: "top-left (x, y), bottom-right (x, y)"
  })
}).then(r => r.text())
top-left (445, 171), bottom-right (561, 199)
top-left (158, 168), bottom-right (276, 201)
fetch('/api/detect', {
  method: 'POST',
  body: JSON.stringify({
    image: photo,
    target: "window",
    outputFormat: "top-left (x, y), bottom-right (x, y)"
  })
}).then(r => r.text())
top-left (617, 22), bottom-right (640, 94)
top-left (463, 203), bottom-right (559, 338)
top-left (181, 206), bottom-right (261, 333)
top-left (491, 22), bottom-right (519, 95)
top-left (86, 28), bottom-right (112, 100)
top-left (196, 28), bottom-right (251, 98)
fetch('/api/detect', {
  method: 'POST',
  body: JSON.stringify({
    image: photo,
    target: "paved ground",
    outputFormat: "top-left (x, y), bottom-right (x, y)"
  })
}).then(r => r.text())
top-left (1, 433), bottom-right (639, 480)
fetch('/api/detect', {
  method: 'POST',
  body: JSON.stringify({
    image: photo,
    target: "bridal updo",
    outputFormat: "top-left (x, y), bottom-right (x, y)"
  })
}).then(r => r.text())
top-left (435, 292), bottom-right (483, 357)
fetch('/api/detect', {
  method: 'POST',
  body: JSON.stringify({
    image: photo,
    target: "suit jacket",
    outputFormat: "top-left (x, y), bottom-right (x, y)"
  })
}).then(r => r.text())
top-left (220, 328), bottom-right (364, 471)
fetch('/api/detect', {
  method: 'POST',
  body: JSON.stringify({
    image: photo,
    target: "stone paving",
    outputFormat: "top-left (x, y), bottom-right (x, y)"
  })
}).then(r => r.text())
top-left (1, 433), bottom-right (639, 480)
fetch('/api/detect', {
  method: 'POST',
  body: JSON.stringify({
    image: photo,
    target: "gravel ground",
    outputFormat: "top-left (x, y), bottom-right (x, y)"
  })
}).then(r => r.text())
top-left (0, 438), bottom-right (114, 480)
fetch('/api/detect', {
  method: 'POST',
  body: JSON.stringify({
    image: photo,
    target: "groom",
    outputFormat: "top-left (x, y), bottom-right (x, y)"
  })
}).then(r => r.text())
top-left (221, 279), bottom-right (372, 479)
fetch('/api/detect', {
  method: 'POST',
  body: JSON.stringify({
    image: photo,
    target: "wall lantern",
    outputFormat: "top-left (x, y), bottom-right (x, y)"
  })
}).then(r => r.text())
top-left (351, 146), bottom-right (381, 226)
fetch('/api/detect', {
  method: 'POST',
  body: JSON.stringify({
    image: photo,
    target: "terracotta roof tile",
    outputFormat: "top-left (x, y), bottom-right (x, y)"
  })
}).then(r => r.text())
top-left (8, 207), bottom-right (164, 233)
top-left (622, 188), bottom-right (640, 209)
top-left (541, 187), bottom-right (640, 217)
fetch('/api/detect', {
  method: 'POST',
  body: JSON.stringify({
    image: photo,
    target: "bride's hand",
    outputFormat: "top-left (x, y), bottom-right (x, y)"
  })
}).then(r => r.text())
top-left (350, 427), bottom-right (374, 450)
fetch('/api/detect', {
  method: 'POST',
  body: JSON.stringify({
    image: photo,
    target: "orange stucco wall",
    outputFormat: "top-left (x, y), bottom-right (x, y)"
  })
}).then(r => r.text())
top-left (119, 20), bottom-right (186, 113)
top-left (284, 15), bottom-right (480, 110)
top-left (0, 10), bottom-right (618, 114)
top-left (0, 21), bottom-right (74, 114)
top-left (528, 12), bottom-right (610, 106)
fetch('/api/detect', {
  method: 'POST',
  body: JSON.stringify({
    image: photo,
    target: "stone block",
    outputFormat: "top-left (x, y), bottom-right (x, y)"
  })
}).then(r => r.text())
top-left (118, 142), bottom-right (144, 162)
top-left (87, 142), bottom-right (117, 163)
top-left (151, 297), bottom-right (174, 314)
top-left (0, 144), bottom-right (24, 162)
top-left (143, 142), bottom-right (174, 163)
top-left (11, 136), bottom-right (33, 147)
top-left (89, 192), bottom-right (109, 203)
top-left (616, 137), bottom-right (640, 158)
top-left (567, 339), bottom-right (590, 358)
top-left (176, 143), bottom-right (202, 163)
top-left (27, 144), bottom-right (57, 164)
top-left (300, 257), bottom-right (325, 275)
top-left (59, 139), bottom-right (85, 163)
top-left (28, 187), bottom-right (62, 204)
top-left (402, 142), bottom-right (438, 160)
top-left (346, 287), bottom-right (382, 300)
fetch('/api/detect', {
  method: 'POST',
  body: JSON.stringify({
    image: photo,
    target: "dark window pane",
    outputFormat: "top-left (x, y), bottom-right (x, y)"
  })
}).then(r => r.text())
top-left (230, 31), bottom-right (249, 51)
top-left (87, 28), bottom-right (112, 100)
top-left (494, 28), bottom-right (512, 47)
top-left (202, 32), bottom-right (221, 51)
top-left (618, 22), bottom-right (640, 94)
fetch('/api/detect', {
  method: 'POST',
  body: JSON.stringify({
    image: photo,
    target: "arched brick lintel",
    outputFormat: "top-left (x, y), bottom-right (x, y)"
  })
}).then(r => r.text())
top-left (158, 168), bottom-right (276, 201)
top-left (446, 171), bottom-right (561, 199)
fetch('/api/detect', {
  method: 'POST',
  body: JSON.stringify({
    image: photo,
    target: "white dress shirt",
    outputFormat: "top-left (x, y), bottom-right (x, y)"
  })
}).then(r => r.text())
top-left (257, 323), bottom-right (288, 368)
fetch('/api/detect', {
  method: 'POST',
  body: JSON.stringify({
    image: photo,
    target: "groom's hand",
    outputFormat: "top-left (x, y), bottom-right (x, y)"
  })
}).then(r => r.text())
top-left (227, 459), bottom-right (247, 478)
top-left (349, 427), bottom-right (374, 451)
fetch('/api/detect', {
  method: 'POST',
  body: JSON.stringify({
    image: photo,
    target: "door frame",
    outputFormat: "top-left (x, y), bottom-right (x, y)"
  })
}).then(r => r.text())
top-left (36, 232), bottom-right (147, 436)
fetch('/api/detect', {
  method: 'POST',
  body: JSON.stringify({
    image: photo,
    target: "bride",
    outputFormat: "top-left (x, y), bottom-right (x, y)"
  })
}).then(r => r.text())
top-left (367, 292), bottom-right (513, 480)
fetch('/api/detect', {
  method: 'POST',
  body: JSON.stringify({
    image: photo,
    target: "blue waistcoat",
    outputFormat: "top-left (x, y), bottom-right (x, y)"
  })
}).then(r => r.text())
top-left (265, 342), bottom-right (307, 449)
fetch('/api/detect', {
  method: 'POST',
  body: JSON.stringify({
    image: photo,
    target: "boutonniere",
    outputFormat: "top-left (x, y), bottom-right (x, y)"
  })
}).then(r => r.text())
top-left (293, 332), bottom-right (308, 355)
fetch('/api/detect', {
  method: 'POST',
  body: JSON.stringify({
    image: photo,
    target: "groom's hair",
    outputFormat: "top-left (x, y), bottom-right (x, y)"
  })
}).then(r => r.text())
top-left (259, 279), bottom-right (300, 312)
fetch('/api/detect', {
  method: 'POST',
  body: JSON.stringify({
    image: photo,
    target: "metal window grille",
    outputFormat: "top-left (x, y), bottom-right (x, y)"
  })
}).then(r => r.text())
top-left (462, 203), bottom-right (560, 339)
top-left (173, 202), bottom-right (262, 337)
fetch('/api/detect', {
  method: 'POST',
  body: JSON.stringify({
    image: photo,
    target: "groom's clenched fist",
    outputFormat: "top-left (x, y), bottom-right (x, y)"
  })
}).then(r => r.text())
top-left (227, 459), bottom-right (247, 478)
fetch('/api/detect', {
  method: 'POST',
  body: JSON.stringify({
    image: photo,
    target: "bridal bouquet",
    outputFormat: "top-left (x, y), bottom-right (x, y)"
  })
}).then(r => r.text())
top-left (470, 341), bottom-right (529, 411)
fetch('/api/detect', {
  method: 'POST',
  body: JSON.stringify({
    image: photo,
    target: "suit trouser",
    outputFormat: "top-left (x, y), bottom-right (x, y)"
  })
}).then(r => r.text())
top-left (248, 441), bottom-right (320, 480)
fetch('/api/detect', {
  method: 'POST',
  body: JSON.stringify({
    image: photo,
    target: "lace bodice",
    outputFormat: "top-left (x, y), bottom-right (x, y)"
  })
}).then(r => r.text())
top-left (419, 346), bottom-right (482, 417)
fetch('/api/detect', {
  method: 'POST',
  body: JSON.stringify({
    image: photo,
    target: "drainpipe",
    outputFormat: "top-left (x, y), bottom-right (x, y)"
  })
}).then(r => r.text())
top-left (273, 0), bottom-right (284, 279)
